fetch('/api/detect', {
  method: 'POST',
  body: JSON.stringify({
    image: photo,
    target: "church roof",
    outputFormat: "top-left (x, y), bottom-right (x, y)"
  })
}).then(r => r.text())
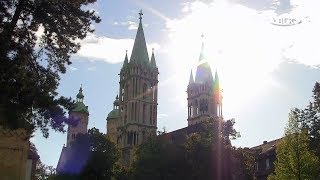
top-left (195, 62), bottom-right (214, 84)
top-left (72, 102), bottom-right (89, 114)
top-left (150, 48), bottom-right (157, 68)
top-left (107, 109), bottom-right (119, 119)
top-left (122, 50), bottom-right (129, 69)
top-left (72, 86), bottom-right (89, 115)
top-left (194, 36), bottom-right (214, 84)
top-left (130, 11), bottom-right (149, 66)
top-left (189, 70), bottom-right (194, 85)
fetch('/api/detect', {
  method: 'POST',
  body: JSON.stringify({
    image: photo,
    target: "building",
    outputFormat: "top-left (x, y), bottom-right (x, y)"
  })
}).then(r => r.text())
top-left (105, 11), bottom-right (224, 166)
top-left (251, 139), bottom-right (280, 180)
top-left (56, 86), bottom-right (90, 174)
top-left (106, 11), bottom-right (159, 166)
top-left (187, 36), bottom-right (222, 126)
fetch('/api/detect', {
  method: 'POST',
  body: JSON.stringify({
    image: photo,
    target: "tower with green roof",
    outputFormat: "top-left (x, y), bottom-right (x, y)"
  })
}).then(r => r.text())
top-left (66, 86), bottom-right (89, 147)
top-left (106, 11), bottom-right (159, 166)
top-left (187, 36), bottom-right (222, 126)
top-left (106, 95), bottom-right (120, 143)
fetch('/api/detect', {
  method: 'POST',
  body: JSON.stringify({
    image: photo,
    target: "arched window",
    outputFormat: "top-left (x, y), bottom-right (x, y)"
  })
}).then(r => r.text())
top-left (150, 105), bottom-right (152, 124)
top-left (143, 83), bottom-right (147, 99)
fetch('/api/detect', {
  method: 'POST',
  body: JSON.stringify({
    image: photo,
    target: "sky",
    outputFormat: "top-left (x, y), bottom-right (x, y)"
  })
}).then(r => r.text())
top-left (32, 0), bottom-right (320, 167)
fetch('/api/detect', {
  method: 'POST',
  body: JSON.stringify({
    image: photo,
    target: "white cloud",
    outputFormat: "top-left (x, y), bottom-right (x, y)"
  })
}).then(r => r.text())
top-left (69, 66), bottom-right (78, 71)
top-left (76, 33), bottom-right (160, 64)
top-left (87, 66), bottom-right (96, 71)
top-left (157, 113), bottom-right (169, 119)
top-left (113, 20), bottom-right (143, 30)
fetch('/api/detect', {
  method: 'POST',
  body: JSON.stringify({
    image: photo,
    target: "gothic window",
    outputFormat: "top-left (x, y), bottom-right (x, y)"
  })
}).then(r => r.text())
top-left (151, 85), bottom-right (155, 101)
top-left (135, 78), bottom-right (138, 97)
top-left (121, 87), bottom-right (125, 101)
top-left (143, 104), bottom-right (146, 123)
top-left (150, 105), bottom-right (152, 124)
top-left (135, 102), bottom-right (138, 121)
top-left (153, 105), bottom-right (156, 125)
top-left (131, 103), bottom-right (134, 122)
top-left (125, 85), bottom-right (129, 100)
top-left (143, 83), bottom-right (147, 99)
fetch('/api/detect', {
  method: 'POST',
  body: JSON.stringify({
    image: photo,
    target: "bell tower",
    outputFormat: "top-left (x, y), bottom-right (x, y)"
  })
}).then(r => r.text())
top-left (115, 11), bottom-right (159, 165)
top-left (66, 86), bottom-right (89, 147)
top-left (187, 36), bottom-right (222, 126)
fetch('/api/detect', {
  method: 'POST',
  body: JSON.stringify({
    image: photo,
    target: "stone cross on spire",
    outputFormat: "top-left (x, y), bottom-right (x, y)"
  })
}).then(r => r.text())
top-left (139, 10), bottom-right (143, 20)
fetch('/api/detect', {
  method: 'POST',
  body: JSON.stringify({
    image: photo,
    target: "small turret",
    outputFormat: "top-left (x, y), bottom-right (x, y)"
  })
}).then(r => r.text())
top-left (189, 70), bottom-right (194, 85)
top-left (73, 85), bottom-right (89, 115)
top-left (122, 50), bottom-right (129, 69)
top-left (150, 48), bottom-right (157, 68)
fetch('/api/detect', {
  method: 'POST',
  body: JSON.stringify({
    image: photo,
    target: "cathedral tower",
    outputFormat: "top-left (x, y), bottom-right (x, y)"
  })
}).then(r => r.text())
top-left (187, 37), bottom-right (222, 126)
top-left (66, 86), bottom-right (89, 147)
top-left (107, 11), bottom-right (159, 165)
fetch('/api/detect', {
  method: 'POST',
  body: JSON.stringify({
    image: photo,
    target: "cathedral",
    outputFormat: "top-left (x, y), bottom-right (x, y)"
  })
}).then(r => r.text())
top-left (106, 11), bottom-right (159, 165)
top-left (57, 11), bottom-right (222, 169)
top-left (106, 12), bottom-right (222, 165)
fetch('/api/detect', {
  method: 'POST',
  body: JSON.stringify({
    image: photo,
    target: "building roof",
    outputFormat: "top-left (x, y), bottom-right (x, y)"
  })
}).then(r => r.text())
top-left (195, 62), bottom-right (214, 84)
top-left (107, 109), bottom-right (119, 119)
top-left (130, 12), bottom-right (149, 66)
top-left (72, 86), bottom-right (89, 115)
top-left (251, 138), bottom-right (281, 156)
top-left (189, 70), bottom-right (194, 85)
top-left (72, 101), bottom-right (89, 115)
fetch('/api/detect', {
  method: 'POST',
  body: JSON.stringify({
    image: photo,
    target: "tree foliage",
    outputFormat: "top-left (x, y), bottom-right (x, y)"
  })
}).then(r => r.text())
top-left (268, 111), bottom-right (320, 180)
top-left (131, 118), bottom-right (253, 180)
top-left (56, 128), bottom-right (119, 180)
top-left (0, 0), bottom-right (100, 137)
top-left (293, 82), bottom-right (320, 157)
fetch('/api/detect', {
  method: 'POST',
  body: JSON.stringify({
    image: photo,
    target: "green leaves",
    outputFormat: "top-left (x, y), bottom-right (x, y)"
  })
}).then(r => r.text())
top-left (268, 111), bottom-right (320, 180)
top-left (0, 0), bottom-right (100, 137)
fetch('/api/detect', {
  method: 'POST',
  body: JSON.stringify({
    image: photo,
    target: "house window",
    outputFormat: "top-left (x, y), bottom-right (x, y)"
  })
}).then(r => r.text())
top-left (266, 158), bottom-right (270, 170)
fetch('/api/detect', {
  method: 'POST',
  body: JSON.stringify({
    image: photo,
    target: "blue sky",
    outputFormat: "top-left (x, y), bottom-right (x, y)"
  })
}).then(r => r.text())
top-left (32, 0), bottom-right (320, 167)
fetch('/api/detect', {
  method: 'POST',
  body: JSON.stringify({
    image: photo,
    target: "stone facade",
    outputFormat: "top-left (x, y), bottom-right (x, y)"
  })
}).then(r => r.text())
top-left (106, 12), bottom-right (158, 166)
top-left (187, 39), bottom-right (222, 126)
top-left (0, 128), bottom-right (30, 180)
top-left (57, 87), bottom-right (89, 173)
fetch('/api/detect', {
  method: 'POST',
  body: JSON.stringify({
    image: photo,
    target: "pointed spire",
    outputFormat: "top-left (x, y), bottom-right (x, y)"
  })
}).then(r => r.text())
top-left (214, 70), bottom-right (220, 91)
top-left (73, 85), bottom-right (89, 114)
top-left (199, 34), bottom-right (205, 62)
top-left (122, 50), bottom-right (129, 69)
top-left (189, 70), bottom-right (194, 85)
top-left (130, 10), bottom-right (149, 66)
top-left (76, 85), bottom-right (84, 102)
top-left (150, 48), bottom-right (157, 68)
top-left (114, 95), bottom-right (119, 107)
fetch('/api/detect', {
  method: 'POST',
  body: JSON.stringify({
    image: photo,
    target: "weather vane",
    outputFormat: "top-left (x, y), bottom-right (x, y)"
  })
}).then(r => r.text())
top-left (139, 10), bottom-right (143, 20)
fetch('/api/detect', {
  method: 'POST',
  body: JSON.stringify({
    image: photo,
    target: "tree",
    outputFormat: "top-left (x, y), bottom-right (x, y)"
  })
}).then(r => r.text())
top-left (293, 82), bottom-right (320, 157)
top-left (0, 0), bottom-right (100, 137)
top-left (268, 111), bottom-right (320, 180)
top-left (131, 118), bottom-right (247, 180)
top-left (57, 128), bottom-right (119, 180)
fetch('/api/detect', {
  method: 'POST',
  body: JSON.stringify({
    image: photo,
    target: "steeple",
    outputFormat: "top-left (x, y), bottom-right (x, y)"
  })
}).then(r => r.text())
top-left (130, 10), bottom-right (149, 65)
top-left (73, 85), bottom-right (89, 114)
top-left (150, 48), bottom-right (157, 68)
top-left (189, 70), bottom-right (194, 84)
top-left (214, 70), bottom-right (220, 92)
top-left (122, 50), bottom-right (129, 69)
top-left (76, 85), bottom-right (84, 102)
top-left (199, 34), bottom-right (205, 62)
